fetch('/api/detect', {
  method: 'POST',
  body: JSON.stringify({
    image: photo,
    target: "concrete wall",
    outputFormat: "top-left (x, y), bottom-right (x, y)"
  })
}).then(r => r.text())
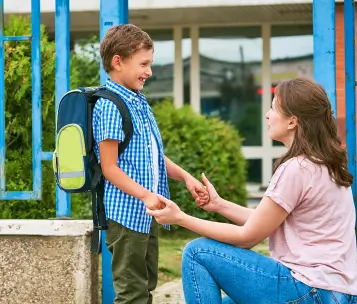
top-left (0, 220), bottom-right (98, 304)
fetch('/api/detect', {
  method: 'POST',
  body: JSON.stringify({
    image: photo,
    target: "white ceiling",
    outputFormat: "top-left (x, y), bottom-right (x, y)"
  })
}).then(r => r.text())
top-left (5, 3), bottom-right (315, 40)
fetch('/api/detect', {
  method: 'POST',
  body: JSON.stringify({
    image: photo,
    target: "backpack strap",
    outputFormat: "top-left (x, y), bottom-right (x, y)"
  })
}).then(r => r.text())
top-left (89, 89), bottom-right (134, 253)
top-left (90, 172), bottom-right (105, 253)
top-left (93, 89), bottom-right (134, 155)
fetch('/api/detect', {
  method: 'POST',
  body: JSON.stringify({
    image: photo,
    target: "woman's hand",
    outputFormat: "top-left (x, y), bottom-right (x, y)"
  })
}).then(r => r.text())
top-left (146, 194), bottom-right (185, 225)
top-left (199, 173), bottom-right (222, 212)
top-left (184, 175), bottom-right (210, 206)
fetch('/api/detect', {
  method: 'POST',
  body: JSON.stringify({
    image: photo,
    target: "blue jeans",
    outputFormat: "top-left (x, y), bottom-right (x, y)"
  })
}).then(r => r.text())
top-left (182, 238), bottom-right (357, 304)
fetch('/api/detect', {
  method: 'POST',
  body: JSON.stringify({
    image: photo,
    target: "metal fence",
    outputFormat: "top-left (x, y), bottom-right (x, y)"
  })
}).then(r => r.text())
top-left (313, 0), bottom-right (357, 216)
top-left (0, 0), bottom-right (355, 303)
top-left (0, 0), bottom-right (127, 302)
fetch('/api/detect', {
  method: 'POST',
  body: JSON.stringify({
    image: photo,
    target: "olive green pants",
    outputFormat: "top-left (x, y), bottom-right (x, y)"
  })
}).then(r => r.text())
top-left (105, 219), bottom-right (158, 304)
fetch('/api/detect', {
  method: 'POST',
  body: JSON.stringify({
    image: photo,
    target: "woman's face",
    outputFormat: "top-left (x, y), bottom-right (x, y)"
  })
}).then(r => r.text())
top-left (265, 96), bottom-right (297, 147)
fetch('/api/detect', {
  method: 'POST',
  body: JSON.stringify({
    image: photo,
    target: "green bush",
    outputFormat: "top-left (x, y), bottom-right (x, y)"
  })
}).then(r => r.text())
top-left (1, 16), bottom-right (56, 218)
top-left (0, 16), bottom-right (92, 219)
top-left (153, 101), bottom-right (247, 224)
top-left (70, 35), bottom-right (100, 88)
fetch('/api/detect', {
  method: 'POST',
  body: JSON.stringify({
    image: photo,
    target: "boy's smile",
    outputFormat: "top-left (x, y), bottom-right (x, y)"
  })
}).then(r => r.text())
top-left (111, 48), bottom-right (153, 91)
top-left (138, 76), bottom-right (148, 87)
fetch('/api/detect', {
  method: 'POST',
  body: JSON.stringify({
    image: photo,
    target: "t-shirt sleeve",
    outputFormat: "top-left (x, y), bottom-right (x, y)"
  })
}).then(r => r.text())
top-left (93, 98), bottom-right (125, 143)
top-left (264, 159), bottom-right (306, 213)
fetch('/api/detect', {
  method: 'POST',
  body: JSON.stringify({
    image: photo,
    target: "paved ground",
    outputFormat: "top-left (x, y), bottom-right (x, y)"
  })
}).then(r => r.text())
top-left (153, 280), bottom-right (185, 304)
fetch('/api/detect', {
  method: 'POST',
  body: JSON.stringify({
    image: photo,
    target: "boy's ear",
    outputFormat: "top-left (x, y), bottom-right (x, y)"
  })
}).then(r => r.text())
top-left (111, 55), bottom-right (122, 71)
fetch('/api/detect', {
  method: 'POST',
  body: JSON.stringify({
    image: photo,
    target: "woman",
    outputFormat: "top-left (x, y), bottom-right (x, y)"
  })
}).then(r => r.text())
top-left (147, 78), bottom-right (357, 303)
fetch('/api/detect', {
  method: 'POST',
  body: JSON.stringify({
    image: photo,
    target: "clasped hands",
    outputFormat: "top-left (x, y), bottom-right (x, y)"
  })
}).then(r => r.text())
top-left (144, 173), bottom-right (220, 225)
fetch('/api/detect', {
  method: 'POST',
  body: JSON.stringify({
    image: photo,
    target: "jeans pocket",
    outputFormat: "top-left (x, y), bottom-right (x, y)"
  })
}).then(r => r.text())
top-left (286, 288), bottom-right (322, 304)
top-left (318, 289), bottom-right (354, 304)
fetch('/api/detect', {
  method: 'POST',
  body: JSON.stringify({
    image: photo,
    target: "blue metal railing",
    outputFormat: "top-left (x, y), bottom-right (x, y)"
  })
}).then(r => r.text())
top-left (55, 0), bottom-right (71, 217)
top-left (312, 0), bottom-right (337, 117)
top-left (313, 0), bottom-right (357, 232)
top-left (0, 0), bottom-right (5, 194)
top-left (0, 0), bottom-right (127, 302)
top-left (0, 0), bottom-right (42, 201)
top-left (344, 0), bottom-right (357, 203)
top-left (31, 0), bottom-right (42, 202)
top-left (0, 0), bottom-right (72, 207)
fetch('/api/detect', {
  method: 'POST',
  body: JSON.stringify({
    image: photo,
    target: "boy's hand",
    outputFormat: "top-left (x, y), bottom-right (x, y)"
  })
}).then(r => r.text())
top-left (184, 175), bottom-right (210, 206)
top-left (142, 192), bottom-right (165, 210)
top-left (146, 195), bottom-right (184, 225)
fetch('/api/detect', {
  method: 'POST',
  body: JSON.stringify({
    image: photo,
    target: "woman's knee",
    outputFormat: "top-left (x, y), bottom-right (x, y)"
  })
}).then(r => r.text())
top-left (182, 237), bottom-right (209, 265)
top-left (183, 237), bottom-right (214, 256)
top-left (182, 237), bottom-right (224, 268)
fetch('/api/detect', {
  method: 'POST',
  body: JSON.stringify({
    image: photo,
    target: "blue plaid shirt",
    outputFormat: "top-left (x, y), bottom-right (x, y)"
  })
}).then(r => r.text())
top-left (93, 79), bottom-right (170, 233)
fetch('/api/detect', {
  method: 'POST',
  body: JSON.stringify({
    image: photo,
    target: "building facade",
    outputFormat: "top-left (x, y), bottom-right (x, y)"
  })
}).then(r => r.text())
top-left (5, 0), bottom-right (352, 196)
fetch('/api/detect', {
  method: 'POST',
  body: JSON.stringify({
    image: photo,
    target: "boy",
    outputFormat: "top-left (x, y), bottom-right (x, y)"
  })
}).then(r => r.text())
top-left (93, 24), bottom-right (209, 304)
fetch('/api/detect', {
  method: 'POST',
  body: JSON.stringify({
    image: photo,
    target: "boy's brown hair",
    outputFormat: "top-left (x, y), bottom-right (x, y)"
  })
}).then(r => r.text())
top-left (100, 24), bottom-right (154, 73)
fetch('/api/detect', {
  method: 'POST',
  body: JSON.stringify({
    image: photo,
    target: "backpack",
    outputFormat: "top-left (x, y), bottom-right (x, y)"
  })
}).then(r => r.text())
top-left (52, 86), bottom-right (133, 253)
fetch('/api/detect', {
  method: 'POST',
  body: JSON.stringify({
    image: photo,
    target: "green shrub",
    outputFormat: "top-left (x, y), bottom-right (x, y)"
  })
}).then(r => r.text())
top-left (1, 16), bottom-right (55, 218)
top-left (152, 101), bottom-right (247, 224)
top-left (0, 16), bottom-right (92, 219)
top-left (70, 35), bottom-right (100, 88)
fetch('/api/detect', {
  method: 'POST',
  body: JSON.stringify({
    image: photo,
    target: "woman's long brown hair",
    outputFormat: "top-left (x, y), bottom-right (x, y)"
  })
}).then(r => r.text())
top-left (273, 78), bottom-right (353, 187)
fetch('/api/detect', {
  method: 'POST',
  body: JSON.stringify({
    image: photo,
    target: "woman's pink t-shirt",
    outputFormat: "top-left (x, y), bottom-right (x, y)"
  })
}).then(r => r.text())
top-left (265, 156), bottom-right (357, 295)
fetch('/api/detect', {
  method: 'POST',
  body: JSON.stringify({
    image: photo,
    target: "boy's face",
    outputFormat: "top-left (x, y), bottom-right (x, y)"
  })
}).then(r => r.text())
top-left (111, 48), bottom-right (153, 91)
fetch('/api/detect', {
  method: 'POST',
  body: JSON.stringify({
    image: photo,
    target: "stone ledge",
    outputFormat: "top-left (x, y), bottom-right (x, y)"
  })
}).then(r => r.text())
top-left (0, 219), bottom-right (93, 236)
top-left (0, 220), bottom-right (98, 304)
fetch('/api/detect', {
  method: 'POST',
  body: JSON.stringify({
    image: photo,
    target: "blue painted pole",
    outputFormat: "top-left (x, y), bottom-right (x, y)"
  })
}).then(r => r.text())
top-left (100, 0), bottom-right (129, 84)
top-left (0, 0), bottom-right (5, 193)
top-left (312, 0), bottom-right (337, 118)
top-left (101, 235), bottom-right (115, 303)
top-left (100, 1), bottom-right (129, 302)
top-left (32, 0), bottom-right (42, 200)
top-left (55, 0), bottom-right (71, 217)
top-left (344, 0), bottom-right (357, 215)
